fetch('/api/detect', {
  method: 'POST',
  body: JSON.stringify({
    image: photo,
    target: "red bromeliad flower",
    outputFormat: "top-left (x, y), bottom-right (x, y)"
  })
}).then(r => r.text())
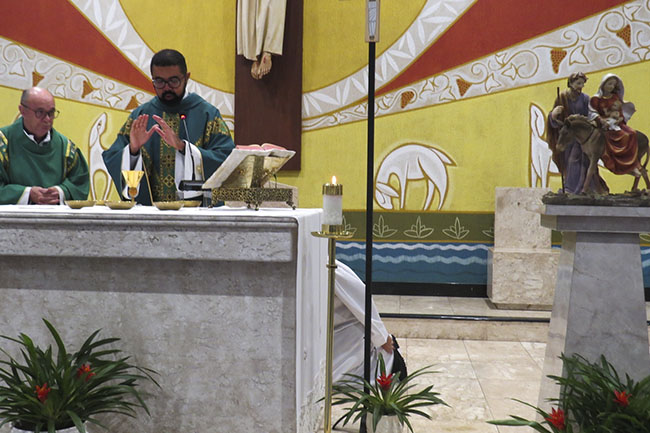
top-left (545, 407), bottom-right (566, 430)
top-left (376, 372), bottom-right (394, 391)
top-left (614, 389), bottom-right (631, 407)
top-left (77, 364), bottom-right (95, 381)
top-left (35, 383), bottom-right (51, 402)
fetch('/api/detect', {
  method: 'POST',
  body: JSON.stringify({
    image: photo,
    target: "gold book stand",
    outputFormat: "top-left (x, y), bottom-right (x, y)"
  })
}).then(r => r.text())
top-left (202, 147), bottom-right (296, 210)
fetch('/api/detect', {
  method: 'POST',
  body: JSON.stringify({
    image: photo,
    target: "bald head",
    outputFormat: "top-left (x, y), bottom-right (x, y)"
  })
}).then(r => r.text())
top-left (21, 87), bottom-right (54, 106)
top-left (18, 87), bottom-right (56, 142)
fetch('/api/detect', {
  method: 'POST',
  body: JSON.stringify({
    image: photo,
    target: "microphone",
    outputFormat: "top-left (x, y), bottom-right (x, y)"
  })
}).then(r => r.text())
top-left (180, 114), bottom-right (196, 181)
top-left (180, 114), bottom-right (190, 140)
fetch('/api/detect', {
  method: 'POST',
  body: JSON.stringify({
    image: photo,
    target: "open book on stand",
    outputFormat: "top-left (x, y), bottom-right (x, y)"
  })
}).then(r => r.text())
top-left (202, 143), bottom-right (295, 190)
top-left (200, 143), bottom-right (296, 209)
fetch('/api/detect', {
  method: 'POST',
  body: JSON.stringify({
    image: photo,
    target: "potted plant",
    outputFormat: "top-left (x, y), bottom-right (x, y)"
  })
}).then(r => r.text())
top-left (0, 319), bottom-right (159, 433)
top-left (488, 353), bottom-right (650, 432)
top-left (331, 354), bottom-right (447, 433)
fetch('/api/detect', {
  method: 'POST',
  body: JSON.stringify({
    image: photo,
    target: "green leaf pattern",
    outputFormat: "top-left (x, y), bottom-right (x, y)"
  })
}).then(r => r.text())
top-left (373, 215), bottom-right (398, 238)
top-left (403, 216), bottom-right (434, 239)
top-left (482, 227), bottom-right (494, 239)
top-left (342, 215), bottom-right (357, 236)
top-left (442, 217), bottom-right (469, 240)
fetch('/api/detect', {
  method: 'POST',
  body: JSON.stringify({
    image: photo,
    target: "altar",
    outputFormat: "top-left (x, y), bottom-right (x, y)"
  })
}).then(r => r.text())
top-left (0, 205), bottom-right (327, 433)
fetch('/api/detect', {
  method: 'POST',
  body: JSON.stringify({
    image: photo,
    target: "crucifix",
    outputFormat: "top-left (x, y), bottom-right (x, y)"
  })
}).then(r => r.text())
top-left (234, 0), bottom-right (303, 170)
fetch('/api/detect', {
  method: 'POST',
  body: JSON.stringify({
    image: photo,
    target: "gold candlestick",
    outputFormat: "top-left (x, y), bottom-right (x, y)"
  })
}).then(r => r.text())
top-left (314, 177), bottom-right (352, 433)
top-left (313, 224), bottom-right (352, 433)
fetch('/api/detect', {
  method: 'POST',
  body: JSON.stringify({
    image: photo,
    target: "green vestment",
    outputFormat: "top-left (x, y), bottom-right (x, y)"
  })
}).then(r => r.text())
top-left (0, 118), bottom-right (90, 204)
top-left (102, 93), bottom-right (235, 205)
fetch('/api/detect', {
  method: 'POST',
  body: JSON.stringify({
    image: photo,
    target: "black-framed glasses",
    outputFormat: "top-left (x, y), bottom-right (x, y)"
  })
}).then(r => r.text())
top-left (152, 76), bottom-right (184, 89)
top-left (21, 104), bottom-right (59, 119)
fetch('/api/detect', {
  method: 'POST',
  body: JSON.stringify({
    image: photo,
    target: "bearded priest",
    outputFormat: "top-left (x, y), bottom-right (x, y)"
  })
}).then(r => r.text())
top-left (103, 49), bottom-right (235, 204)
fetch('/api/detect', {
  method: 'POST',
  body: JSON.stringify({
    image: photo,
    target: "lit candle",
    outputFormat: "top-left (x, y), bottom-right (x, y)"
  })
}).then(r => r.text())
top-left (322, 176), bottom-right (343, 226)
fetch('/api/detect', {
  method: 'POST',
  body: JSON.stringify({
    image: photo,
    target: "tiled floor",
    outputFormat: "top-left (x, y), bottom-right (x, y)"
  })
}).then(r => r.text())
top-left (325, 296), bottom-right (650, 433)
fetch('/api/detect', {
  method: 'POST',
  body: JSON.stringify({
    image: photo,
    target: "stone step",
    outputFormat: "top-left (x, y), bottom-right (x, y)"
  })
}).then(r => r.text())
top-left (383, 315), bottom-right (550, 342)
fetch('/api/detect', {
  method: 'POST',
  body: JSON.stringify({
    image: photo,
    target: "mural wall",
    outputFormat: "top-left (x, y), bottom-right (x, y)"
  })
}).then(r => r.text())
top-left (2, 0), bottom-right (650, 288)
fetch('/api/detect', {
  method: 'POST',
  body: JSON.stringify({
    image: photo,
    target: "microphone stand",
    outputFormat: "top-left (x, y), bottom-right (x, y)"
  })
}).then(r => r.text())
top-left (180, 114), bottom-right (199, 202)
top-left (181, 114), bottom-right (196, 182)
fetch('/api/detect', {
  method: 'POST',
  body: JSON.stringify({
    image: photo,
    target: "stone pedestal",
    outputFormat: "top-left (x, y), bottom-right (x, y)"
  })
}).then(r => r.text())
top-left (537, 204), bottom-right (650, 412)
top-left (488, 187), bottom-right (559, 309)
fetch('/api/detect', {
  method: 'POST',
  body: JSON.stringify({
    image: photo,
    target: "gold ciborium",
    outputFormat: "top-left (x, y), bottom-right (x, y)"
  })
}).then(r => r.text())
top-left (121, 170), bottom-right (144, 202)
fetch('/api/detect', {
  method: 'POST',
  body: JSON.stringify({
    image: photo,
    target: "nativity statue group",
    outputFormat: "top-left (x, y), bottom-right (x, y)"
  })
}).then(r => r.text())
top-left (546, 72), bottom-right (649, 195)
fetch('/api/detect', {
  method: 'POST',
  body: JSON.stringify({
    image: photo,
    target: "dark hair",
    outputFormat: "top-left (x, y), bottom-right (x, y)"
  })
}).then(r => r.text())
top-left (150, 49), bottom-right (187, 76)
top-left (567, 72), bottom-right (587, 87)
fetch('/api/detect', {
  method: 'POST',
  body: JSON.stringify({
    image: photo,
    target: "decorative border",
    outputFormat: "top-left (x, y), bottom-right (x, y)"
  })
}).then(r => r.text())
top-left (301, 0), bottom-right (474, 118)
top-left (0, 37), bottom-right (149, 111)
top-left (303, 1), bottom-right (650, 131)
top-left (0, 36), bottom-right (235, 130)
top-left (69, 0), bottom-right (234, 117)
top-left (3, 1), bottom-right (647, 134)
top-left (341, 210), bottom-right (495, 242)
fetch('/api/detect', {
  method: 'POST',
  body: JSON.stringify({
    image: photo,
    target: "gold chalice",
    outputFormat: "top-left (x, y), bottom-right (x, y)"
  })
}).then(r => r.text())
top-left (121, 170), bottom-right (144, 202)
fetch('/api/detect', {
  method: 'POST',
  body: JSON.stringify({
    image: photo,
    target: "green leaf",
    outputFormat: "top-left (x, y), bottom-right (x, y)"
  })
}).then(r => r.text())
top-left (0, 319), bottom-right (160, 430)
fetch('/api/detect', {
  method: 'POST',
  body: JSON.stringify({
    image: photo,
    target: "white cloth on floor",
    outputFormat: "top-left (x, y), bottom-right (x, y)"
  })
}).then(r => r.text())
top-left (333, 260), bottom-right (394, 384)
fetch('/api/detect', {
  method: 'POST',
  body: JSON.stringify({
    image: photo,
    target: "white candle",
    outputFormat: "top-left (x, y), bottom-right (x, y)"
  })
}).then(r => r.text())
top-left (322, 176), bottom-right (343, 226)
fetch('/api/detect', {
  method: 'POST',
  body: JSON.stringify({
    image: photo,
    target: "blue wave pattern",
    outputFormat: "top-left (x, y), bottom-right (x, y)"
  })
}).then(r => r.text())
top-left (338, 242), bottom-right (650, 287)
top-left (337, 241), bottom-right (491, 284)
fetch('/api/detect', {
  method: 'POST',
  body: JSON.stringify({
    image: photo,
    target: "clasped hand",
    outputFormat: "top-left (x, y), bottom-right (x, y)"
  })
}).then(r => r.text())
top-left (30, 186), bottom-right (59, 205)
top-left (128, 114), bottom-right (186, 154)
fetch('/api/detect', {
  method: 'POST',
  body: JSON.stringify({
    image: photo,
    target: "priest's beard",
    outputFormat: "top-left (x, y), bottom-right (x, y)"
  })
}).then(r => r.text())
top-left (159, 85), bottom-right (186, 107)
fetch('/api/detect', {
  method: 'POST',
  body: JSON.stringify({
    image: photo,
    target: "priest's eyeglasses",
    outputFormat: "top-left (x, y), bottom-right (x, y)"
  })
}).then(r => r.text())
top-left (152, 76), bottom-right (184, 89)
top-left (21, 105), bottom-right (60, 119)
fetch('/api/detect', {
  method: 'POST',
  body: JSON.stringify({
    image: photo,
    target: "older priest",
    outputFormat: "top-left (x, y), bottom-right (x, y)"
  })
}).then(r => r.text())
top-left (0, 87), bottom-right (89, 205)
top-left (103, 49), bottom-right (235, 204)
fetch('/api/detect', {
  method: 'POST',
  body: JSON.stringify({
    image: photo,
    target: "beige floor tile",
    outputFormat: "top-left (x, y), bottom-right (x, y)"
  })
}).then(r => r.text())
top-left (406, 338), bottom-right (470, 362)
top-left (428, 398), bottom-right (494, 423)
top-left (374, 294), bottom-right (400, 314)
top-left (404, 340), bottom-right (476, 379)
top-left (399, 295), bottom-right (453, 315)
top-left (431, 361), bottom-right (478, 380)
top-left (428, 376), bottom-right (483, 400)
top-left (520, 342), bottom-right (546, 369)
top-left (448, 297), bottom-right (495, 315)
top-left (412, 418), bottom-right (499, 433)
top-left (472, 360), bottom-right (543, 381)
top-left (464, 340), bottom-right (531, 361)
top-left (478, 378), bottom-right (541, 420)
top-left (496, 426), bottom-right (538, 433)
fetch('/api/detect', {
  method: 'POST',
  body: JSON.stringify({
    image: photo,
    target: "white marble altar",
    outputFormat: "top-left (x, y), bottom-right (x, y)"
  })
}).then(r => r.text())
top-left (488, 187), bottom-right (559, 309)
top-left (0, 205), bottom-right (327, 433)
top-left (537, 204), bottom-right (650, 412)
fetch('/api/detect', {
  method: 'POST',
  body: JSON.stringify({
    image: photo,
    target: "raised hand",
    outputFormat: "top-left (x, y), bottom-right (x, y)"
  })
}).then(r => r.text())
top-left (129, 114), bottom-right (161, 155)
top-left (152, 115), bottom-right (185, 152)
